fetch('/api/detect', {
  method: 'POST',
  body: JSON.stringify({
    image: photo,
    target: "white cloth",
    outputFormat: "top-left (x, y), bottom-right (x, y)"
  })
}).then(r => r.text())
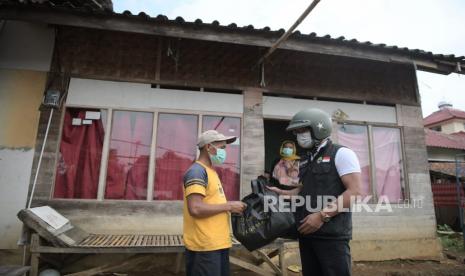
top-left (335, 147), bottom-right (361, 177)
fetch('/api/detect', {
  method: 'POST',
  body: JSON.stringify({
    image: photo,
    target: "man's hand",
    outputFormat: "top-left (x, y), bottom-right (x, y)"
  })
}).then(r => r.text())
top-left (298, 213), bottom-right (324, 235)
top-left (266, 186), bottom-right (301, 197)
top-left (228, 201), bottom-right (247, 214)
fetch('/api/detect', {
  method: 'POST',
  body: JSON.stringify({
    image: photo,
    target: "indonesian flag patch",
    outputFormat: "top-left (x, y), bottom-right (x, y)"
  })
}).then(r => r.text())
top-left (322, 156), bottom-right (331, 163)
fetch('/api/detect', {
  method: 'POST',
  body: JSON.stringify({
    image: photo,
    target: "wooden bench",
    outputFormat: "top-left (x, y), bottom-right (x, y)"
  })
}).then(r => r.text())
top-left (18, 207), bottom-right (293, 276)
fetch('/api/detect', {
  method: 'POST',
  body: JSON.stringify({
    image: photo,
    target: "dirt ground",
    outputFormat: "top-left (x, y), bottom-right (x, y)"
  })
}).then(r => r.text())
top-left (352, 259), bottom-right (465, 276)
top-left (3, 248), bottom-right (465, 275)
top-left (96, 253), bottom-right (465, 276)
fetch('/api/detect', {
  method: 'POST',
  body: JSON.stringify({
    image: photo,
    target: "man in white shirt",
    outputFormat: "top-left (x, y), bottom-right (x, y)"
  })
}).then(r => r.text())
top-left (268, 108), bottom-right (362, 276)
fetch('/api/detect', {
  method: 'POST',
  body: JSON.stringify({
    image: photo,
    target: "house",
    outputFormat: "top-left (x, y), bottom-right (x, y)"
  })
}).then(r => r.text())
top-left (1, 0), bottom-right (465, 265)
top-left (424, 103), bottom-right (465, 229)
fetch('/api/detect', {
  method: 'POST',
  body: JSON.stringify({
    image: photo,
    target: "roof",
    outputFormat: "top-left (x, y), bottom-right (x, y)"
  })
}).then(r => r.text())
top-left (1, 0), bottom-right (464, 75)
top-left (424, 107), bottom-right (465, 126)
top-left (425, 129), bottom-right (465, 150)
top-left (3, 0), bottom-right (113, 12)
top-left (451, 131), bottom-right (465, 139)
top-left (429, 162), bottom-right (465, 178)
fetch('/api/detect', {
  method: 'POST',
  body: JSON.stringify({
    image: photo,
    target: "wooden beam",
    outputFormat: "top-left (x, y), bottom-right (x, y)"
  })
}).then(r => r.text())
top-left (0, 7), bottom-right (461, 75)
top-left (229, 256), bottom-right (276, 276)
top-left (257, 0), bottom-right (321, 66)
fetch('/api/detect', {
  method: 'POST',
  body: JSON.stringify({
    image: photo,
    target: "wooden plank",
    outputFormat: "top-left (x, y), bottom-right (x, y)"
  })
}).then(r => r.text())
top-left (255, 249), bottom-right (282, 275)
top-left (34, 245), bottom-right (185, 254)
top-left (0, 266), bottom-right (30, 276)
top-left (174, 252), bottom-right (183, 274)
top-left (279, 245), bottom-right (286, 276)
top-left (0, 8), bottom-right (459, 76)
top-left (30, 253), bottom-right (40, 276)
top-left (18, 209), bottom-right (89, 247)
top-left (64, 254), bottom-right (153, 276)
top-left (229, 256), bottom-right (276, 276)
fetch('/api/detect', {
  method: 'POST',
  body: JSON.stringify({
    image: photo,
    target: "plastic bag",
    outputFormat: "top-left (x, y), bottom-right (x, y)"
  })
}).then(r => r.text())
top-left (231, 177), bottom-right (296, 251)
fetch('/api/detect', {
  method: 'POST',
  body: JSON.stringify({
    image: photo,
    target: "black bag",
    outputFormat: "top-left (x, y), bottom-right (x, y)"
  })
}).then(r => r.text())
top-left (231, 177), bottom-right (296, 251)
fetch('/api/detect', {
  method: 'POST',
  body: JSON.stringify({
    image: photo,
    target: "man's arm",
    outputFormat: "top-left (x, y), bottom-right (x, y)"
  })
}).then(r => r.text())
top-left (298, 147), bottom-right (362, 235)
top-left (322, 172), bottom-right (362, 216)
top-left (187, 194), bottom-right (246, 218)
top-left (298, 172), bottom-right (361, 235)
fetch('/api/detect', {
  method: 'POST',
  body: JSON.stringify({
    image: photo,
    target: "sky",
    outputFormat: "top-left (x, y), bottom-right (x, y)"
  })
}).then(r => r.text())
top-left (113, 0), bottom-right (465, 117)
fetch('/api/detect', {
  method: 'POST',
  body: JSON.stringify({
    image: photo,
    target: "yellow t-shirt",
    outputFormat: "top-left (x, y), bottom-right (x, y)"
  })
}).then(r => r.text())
top-left (182, 161), bottom-right (232, 251)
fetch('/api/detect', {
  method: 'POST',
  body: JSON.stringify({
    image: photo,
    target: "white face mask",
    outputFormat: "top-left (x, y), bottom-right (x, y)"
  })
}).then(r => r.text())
top-left (296, 131), bottom-right (314, 149)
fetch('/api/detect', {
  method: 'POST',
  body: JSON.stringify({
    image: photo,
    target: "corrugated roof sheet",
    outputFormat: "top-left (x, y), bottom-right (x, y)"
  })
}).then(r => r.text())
top-left (425, 129), bottom-right (465, 150)
top-left (1, 0), bottom-right (113, 12)
top-left (424, 107), bottom-right (465, 126)
top-left (430, 162), bottom-right (465, 178)
top-left (1, 0), bottom-right (464, 64)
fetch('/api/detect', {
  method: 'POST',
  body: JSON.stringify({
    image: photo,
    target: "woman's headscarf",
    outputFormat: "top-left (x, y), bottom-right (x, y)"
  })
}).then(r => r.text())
top-left (279, 140), bottom-right (300, 161)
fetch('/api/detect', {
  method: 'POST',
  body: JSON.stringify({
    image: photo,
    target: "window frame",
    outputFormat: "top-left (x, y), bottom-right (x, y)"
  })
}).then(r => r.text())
top-left (334, 120), bottom-right (409, 203)
top-left (51, 104), bottom-right (243, 202)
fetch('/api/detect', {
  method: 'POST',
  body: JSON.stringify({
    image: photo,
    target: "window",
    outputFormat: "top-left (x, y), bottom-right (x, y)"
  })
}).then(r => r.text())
top-left (337, 124), bottom-right (372, 198)
top-left (54, 107), bottom-right (241, 201)
top-left (431, 126), bottom-right (441, 132)
top-left (105, 111), bottom-right (153, 200)
top-left (202, 116), bottom-right (241, 200)
top-left (154, 113), bottom-right (198, 200)
top-left (337, 123), bottom-right (405, 202)
top-left (54, 108), bottom-right (107, 199)
top-left (372, 127), bottom-right (404, 201)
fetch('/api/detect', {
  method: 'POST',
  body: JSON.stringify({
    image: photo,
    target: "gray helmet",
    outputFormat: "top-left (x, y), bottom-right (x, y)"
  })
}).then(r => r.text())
top-left (286, 108), bottom-right (332, 140)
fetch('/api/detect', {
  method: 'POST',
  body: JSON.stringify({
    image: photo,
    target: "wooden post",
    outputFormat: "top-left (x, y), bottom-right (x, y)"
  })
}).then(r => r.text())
top-left (29, 234), bottom-right (41, 276)
top-left (279, 244), bottom-right (286, 276)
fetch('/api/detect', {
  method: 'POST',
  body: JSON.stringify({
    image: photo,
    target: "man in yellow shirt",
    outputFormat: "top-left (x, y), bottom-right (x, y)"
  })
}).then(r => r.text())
top-left (183, 130), bottom-right (246, 276)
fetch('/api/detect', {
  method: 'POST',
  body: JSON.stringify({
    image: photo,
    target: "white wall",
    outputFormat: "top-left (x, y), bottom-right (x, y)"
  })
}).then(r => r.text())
top-left (0, 20), bottom-right (55, 71)
top-left (427, 147), bottom-right (465, 162)
top-left (0, 149), bottom-right (35, 248)
top-left (441, 120), bottom-right (465, 134)
top-left (263, 96), bottom-right (397, 124)
top-left (0, 20), bottom-right (53, 249)
top-left (67, 78), bottom-right (244, 114)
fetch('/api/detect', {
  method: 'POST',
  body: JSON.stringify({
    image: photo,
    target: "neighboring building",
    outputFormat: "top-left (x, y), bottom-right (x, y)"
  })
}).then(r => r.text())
top-left (1, 0), bottom-right (465, 265)
top-left (424, 104), bottom-right (465, 229)
top-left (425, 102), bottom-right (465, 134)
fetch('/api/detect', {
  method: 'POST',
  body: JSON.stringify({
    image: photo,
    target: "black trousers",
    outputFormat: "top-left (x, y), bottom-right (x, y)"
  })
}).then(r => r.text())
top-left (299, 237), bottom-right (351, 276)
top-left (185, 248), bottom-right (229, 276)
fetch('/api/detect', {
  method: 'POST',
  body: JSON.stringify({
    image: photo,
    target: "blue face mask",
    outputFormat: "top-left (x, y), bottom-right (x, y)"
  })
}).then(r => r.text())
top-left (282, 147), bottom-right (294, 157)
top-left (209, 145), bottom-right (227, 165)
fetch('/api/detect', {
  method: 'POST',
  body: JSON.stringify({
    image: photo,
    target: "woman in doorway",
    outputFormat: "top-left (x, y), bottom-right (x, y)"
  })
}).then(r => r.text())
top-left (272, 140), bottom-right (300, 187)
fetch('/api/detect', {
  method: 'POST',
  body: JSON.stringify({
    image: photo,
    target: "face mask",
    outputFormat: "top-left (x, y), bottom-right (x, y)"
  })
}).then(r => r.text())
top-left (282, 147), bottom-right (294, 157)
top-left (297, 131), bottom-right (314, 149)
top-left (209, 145), bottom-right (227, 165)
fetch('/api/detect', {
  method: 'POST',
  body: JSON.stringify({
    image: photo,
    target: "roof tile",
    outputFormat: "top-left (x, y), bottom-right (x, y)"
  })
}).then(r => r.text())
top-left (424, 107), bottom-right (465, 126)
top-left (425, 129), bottom-right (465, 150)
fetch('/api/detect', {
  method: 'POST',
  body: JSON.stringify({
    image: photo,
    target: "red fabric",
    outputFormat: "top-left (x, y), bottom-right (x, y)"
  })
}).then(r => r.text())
top-left (203, 116), bottom-right (241, 200)
top-left (105, 111), bottom-right (153, 200)
top-left (373, 127), bottom-right (403, 202)
top-left (154, 114), bottom-right (198, 200)
top-left (337, 125), bottom-right (372, 198)
top-left (54, 109), bottom-right (105, 199)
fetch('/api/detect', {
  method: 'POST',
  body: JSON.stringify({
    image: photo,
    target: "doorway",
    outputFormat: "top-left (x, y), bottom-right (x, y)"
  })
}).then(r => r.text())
top-left (264, 119), bottom-right (302, 174)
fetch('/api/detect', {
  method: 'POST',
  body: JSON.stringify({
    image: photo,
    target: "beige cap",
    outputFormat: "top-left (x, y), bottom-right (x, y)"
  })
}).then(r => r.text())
top-left (197, 130), bottom-right (237, 148)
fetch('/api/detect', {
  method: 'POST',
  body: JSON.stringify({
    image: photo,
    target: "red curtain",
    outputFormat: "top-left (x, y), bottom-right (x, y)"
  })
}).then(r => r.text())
top-left (105, 111), bottom-right (153, 200)
top-left (203, 116), bottom-right (241, 200)
top-left (154, 114), bottom-right (198, 200)
top-left (54, 108), bottom-right (105, 199)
